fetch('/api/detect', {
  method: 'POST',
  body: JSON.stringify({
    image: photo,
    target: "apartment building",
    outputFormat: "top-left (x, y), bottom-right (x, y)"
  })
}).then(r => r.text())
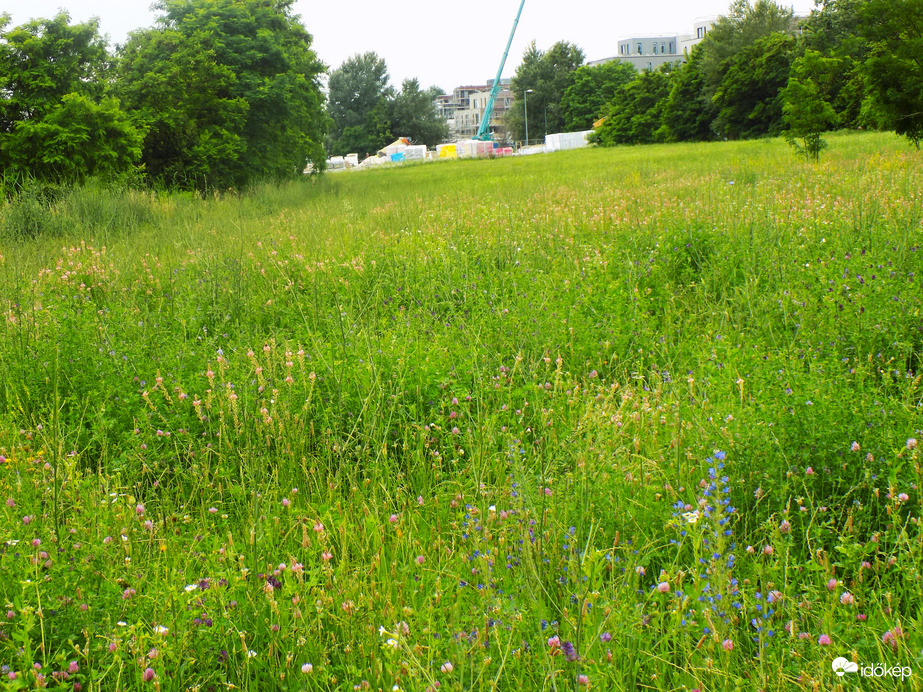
top-left (589, 18), bottom-right (715, 72)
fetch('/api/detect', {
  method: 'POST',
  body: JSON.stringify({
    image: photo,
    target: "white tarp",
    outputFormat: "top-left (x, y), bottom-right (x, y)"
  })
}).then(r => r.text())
top-left (544, 130), bottom-right (593, 152)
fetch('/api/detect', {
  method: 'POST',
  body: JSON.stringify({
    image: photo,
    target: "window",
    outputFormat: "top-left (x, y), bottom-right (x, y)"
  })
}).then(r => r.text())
top-left (662, 42), bottom-right (666, 54)
top-left (637, 42), bottom-right (642, 55)
top-left (653, 44), bottom-right (657, 54)
top-left (669, 42), bottom-right (674, 52)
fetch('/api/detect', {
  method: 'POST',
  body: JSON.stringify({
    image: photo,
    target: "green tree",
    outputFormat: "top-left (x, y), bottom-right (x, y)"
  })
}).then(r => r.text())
top-left (117, 0), bottom-right (327, 190)
top-left (712, 32), bottom-right (798, 139)
top-left (327, 52), bottom-right (393, 157)
top-left (595, 68), bottom-right (673, 146)
top-left (658, 46), bottom-right (716, 141)
top-left (507, 41), bottom-right (585, 142)
top-left (388, 79), bottom-right (448, 148)
top-left (801, 0), bottom-right (869, 128)
top-left (0, 13), bottom-right (142, 184)
top-left (857, 0), bottom-right (923, 147)
top-left (698, 0), bottom-right (799, 102)
top-left (560, 60), bottom-right (636, 132)
top-left (782, 50), bottom-right (839, 161)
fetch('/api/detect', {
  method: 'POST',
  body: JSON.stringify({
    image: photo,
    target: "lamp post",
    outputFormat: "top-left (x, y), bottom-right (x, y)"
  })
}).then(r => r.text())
top-left (524, 89), bottom-right (533, 147)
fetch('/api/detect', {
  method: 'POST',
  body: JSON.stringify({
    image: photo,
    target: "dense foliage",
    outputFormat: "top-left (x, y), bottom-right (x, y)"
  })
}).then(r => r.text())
top-left (0, 14), bottom-right (143, 185)
top-left (117, 0), bottom-right (328, 190)
top-left (587, 0), bottom-right (922, 153)
top-left (506, 41), bottom-right (585, 143)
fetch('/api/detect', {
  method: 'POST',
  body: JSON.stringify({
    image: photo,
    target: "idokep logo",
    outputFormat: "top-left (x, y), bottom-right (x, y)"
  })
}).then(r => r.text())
top-left (832, 656), bottom-right (912, 681)
top-left (832, 657), bottom-right (858, 676)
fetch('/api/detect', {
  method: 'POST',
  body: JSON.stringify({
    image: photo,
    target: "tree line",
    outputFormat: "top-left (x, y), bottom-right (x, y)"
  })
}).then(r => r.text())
top-left (506, 0), bottom-right (922, 158)
top-left (1, 0), bottom-right (920, 194)
top-left (0, 0), bottom-right (445, 192)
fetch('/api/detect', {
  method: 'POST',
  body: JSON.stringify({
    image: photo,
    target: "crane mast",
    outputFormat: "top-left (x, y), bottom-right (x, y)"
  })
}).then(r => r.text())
top-left (473, 0), bottom-right (526, 141)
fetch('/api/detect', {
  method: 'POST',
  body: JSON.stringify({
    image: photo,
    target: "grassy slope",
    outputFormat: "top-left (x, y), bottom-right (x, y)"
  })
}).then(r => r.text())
top-left (0, 131), bottom-right (921, 691)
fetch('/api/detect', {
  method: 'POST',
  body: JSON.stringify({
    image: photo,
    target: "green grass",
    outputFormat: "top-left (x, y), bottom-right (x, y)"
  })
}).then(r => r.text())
top-left (0, 131), bottom-right (921, 691)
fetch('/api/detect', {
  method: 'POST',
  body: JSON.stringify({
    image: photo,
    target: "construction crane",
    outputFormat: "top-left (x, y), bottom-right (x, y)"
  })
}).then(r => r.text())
top-left (473, 0), bottom-right (526, 141)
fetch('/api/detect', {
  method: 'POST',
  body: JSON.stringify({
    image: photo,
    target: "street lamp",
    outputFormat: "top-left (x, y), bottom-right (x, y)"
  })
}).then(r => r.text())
top-left (524, 89), bottom-right (533, 147)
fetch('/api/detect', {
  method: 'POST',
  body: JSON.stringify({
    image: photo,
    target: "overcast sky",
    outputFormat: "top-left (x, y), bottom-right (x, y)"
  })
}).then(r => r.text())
top-left (5, 0), bottom-right (817, 93)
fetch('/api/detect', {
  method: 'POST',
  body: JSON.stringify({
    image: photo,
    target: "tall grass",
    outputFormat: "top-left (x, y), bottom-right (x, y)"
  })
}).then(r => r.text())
top-left (0, 131), bottom-right (920, 691)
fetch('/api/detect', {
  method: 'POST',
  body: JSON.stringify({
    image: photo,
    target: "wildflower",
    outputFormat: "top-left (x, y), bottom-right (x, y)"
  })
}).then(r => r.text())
top-left (389, 514), bottom-right (398, 524)
top-left (322, 551), bottom-right (333, 561)
top-left (281, 498), bottom-right (290, 507)
top-left (385, 638), bottom-right (398, 649)
top-left (440, 662), bottom-right (453, 673)
top-left (682, 510), bottom-right (700, 524)
top-left (907, 438), bottom-right (917, 450)
top-left (851, 441), bottom-right (860, 452)
top-left (779, 520), bottom-right (791, 534)
top-left (67, 662), bottom-right (79, 675)
top-left (416, 555), bottom-right (425, 565)
top-left (722, 639), bottom-right (733, 651)
top-left (301, 663), bottom-right (313, 673)
top-left (762, 545), bottom-right (773, 557)
top-left (578, 674), bottom-right (589, 686)
top-left (544, 487), bottom-right (552, 496)
top-left (184, 584), bottom-right (197, 593)
top-left (122, 588), bottom-right (136, 600)
top-left (897, 493), bottom-right (909, 502)
top-left (154, 625), bottom-right (169, 635)
top-left (805, 467), bottom-right (814, 476)
top-left (826, 578), bottom-right (837, 591)
top-left (208, 507), bottom-right (218, 514)
top-left (143, 668), bottom-right (156, 682)
top-left (247, 650), bottom-right (256, 658)
top-left (562, 640), bottom-right (579, 661)
top-left (656, 582), bottom-right (670, 593)
top-left (635, 566), bottom-right (645, 575)
top-left (547, 635), bottom-right (561, 650)
top-left (818, 634), bottom-right (832, 646)
top-left (136, 504), bottom-right (145, 516)
top-left (840, 592), bottom-right (855, 606)
top-left (313, 522), bottom-right (324, 532)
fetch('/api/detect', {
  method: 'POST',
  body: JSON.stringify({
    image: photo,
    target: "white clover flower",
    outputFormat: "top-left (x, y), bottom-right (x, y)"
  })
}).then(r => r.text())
top-left (682, 510), bottom-right (700, 525)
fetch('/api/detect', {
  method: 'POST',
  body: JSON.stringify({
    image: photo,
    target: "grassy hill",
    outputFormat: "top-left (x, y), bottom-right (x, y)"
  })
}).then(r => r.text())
top-left (0, 131), bottom-right (921, 690)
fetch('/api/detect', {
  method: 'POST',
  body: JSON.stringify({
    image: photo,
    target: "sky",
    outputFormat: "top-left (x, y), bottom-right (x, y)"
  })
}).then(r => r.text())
top-left (5, 0), bottom-right (818, 94)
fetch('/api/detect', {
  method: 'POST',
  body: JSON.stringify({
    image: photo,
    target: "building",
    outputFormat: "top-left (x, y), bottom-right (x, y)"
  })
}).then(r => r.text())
top-left (434, 79), bottom-right (513, 142)
top-left (589, 18), bottom-right (715, 72)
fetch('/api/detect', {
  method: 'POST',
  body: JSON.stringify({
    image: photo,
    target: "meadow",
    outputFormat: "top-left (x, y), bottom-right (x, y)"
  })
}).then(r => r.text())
top-left (0, 131), bottom-right (921, 691)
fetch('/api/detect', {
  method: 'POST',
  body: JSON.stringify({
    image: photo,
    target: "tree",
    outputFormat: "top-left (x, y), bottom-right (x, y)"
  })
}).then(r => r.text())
top-left (117, 0), bottom-right (327, 190)
top-left (507, 41), bottom-right (584, 142)
top-left (712, 32), bottom-right (798, 139)
top-left (801, 0), bottom-right (869, 128)
top-left (388, 79), bottom-right (448, 147)
top-left (698, 1), bottom-right (799, 102)
top-left (560, 60), bottom-right (636, 131)
top-left (0, 13), bottom-right (142, 184)
top-left (595, 68), bottom-right (673, 146)
top-left (857, 0), bottom-right (923, 147)
top-left (782, 50), bottom-right (839, 160)
top-left (658, 46), bottom-right (716, 141)
top-left (327, 52), bottom-right (393, 157)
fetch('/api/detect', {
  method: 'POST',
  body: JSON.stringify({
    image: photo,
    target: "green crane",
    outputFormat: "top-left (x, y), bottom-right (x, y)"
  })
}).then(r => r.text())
top-left (473, 0), bottom-right (526, 141)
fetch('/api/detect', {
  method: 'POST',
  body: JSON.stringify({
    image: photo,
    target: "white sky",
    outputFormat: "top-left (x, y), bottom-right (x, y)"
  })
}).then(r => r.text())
top-left (4, 0), bottom-right (817, 93)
